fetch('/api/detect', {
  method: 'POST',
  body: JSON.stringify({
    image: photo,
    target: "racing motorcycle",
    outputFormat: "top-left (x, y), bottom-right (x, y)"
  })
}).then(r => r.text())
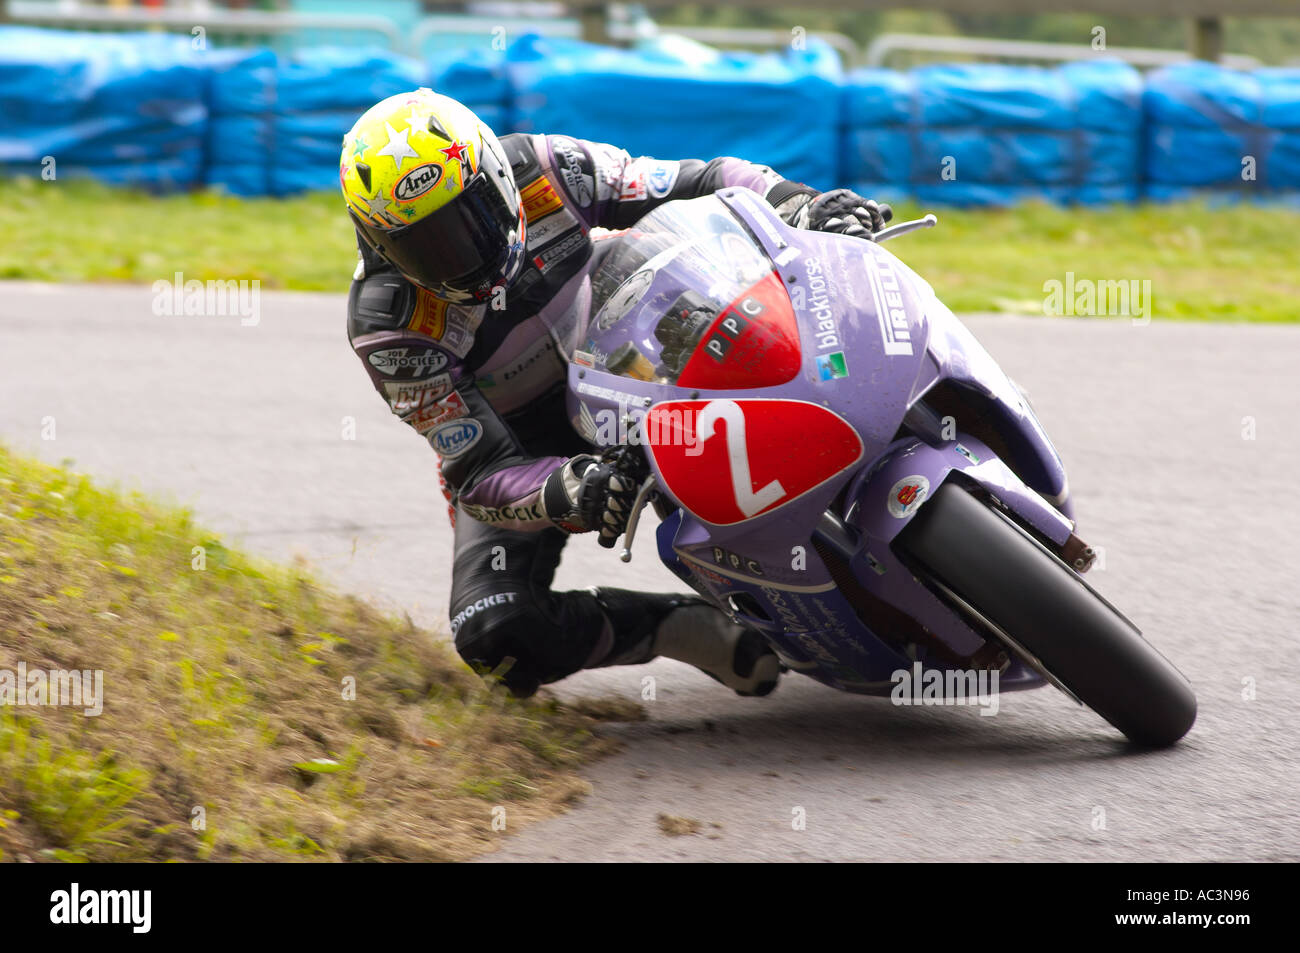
top-left (567, 188), bottom-right (1196, 747)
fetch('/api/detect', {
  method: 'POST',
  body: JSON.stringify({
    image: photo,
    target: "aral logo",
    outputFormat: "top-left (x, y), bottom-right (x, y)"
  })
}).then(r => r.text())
top-left (367, 346), bottom-right (448, 379)
top-left (647, 160), bottom-right (679, 198)
top-left (647, 399), bottom-right (863, 526)
top-left (393, 163), bottom-right (443, 202)
top-left (429, 419), bottom-right (482, 458)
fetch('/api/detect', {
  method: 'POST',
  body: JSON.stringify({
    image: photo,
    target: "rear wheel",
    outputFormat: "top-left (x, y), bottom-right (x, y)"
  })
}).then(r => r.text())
top-left (897, 483), bottom-right (1196, 746)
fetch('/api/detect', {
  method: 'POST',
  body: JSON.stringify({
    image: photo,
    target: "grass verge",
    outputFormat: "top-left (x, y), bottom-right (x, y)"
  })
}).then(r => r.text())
top-left (3, 176), bottom-right (1299, 321)
top-left (0, 444), bottom-right (634, 862)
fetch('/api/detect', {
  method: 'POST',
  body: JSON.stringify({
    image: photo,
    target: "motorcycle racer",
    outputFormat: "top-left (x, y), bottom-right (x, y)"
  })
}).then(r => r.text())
top-left (341, 88), bottom-right (889, 698)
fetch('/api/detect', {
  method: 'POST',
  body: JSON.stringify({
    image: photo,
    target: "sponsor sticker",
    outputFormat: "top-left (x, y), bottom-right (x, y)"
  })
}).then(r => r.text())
top-left (408, 291), bottom-right (448, 338)
top-left (521, 176), bottom-right (564, 221)
top-left (405, 391), bottom-right (469, 434)
top-left (646, 159), bottom-right (680, 198)
top-left (406, 294), bottom-right (481, 357)
top-left (864, 250), bottom-right (914, 357)
top-left (803, 256), bottom-right (839, 351)
top-left (443, 307), bottom-right (483, 357)
top-left (429, 418), bottom-right (483, 458)
top-left (532, 231), bottom-right (587, 275)
top-left (392, 162), bottom-right (443, 203)
top-left (525, 207), bottom-right (580, 249)
top-left (551, 137), bottom-right (595, 207)
top-left (816, 351), bottom-right (849, 380)
top-left (367, 345), bottom-right (448, 379)
top-left (887, 475), bottom-right (930, 518)
top-left (460, 501), bottom-right (546, 526)
top-left (383, 373), bottom-right (453, 412)
top-left (619, 174), bottom-right (647, 202)
top-left (450, 591), bottom-right (519, 635)
top-left (711, 545), bottom-right (765, 577)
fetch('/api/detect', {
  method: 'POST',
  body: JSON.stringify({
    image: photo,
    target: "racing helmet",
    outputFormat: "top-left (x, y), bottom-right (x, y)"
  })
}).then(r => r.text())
top-left (340, 89), bottom-right (525, 303)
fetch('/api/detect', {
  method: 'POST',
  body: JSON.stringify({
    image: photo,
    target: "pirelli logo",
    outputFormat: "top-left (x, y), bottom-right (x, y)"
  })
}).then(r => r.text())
top-left (408, 291), bottom-right (448, 339)
top-left (863, 251), bottom-right (914, 357)
top-left (521, 176), bottom-right (563, 222)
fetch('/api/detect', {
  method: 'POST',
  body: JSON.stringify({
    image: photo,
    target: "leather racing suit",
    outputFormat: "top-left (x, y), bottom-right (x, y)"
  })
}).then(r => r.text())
top-left (347, 132), bottom-right (821, 696)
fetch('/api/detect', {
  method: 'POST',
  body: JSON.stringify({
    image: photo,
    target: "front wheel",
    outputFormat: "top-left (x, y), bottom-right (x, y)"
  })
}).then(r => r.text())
top-left (897, 483), bottom-right (1197, 747)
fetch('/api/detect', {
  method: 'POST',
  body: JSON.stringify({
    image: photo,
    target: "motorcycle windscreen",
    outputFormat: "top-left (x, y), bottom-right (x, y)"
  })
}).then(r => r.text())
top-left (674, 272), bottom-right (801, 390)
top-left (582, 195), bottom-right (801, 390)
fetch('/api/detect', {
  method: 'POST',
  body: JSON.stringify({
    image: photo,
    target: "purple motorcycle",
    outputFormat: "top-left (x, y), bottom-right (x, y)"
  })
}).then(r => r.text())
top-left (568, 188), bottom-right (1196, 747)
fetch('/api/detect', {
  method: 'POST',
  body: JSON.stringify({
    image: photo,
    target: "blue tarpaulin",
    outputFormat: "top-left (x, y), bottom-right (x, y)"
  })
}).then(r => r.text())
top-left (2, 26), bottom-right (1299, 205)
top-left (505, 34), bottom-right (844, 190)
top-left (842, 61), bottom-right (1143, 206)
top-left (1144, 62), bottom-right (1300, 201)
top-left (205, 46), bottom-right (423, 196)
top-left (0, 26), bottom-right (207, 189)
top-left (428, 45), bottom-right (511, 132)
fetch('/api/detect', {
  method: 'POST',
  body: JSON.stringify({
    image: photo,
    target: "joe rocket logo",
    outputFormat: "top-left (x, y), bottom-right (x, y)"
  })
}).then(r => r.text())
top-left (367, 346), bottom-right (448, 379)
top-left (429, 419), bottom-right (482, 458)
top-left (393, 163), bottom-right (444, 202)
top-left (551, 137), bottom-right (595, 207)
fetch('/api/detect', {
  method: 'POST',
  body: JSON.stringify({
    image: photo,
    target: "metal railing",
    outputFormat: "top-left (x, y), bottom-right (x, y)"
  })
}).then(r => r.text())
top-left (1, 3), bottom-right (1267, 72)
top-left (4, 1), bottom-right (402, 50)
top-left (610, 22), bottom-right (861, 66)
top-left (409, 14), bottom-right (579, 58)
top-left (864, 33), bottom-right (1261, 70)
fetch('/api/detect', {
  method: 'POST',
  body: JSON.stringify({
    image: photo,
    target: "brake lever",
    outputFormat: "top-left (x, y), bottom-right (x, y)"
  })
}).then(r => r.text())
top-left (619, 474), bottom-right (658, 563)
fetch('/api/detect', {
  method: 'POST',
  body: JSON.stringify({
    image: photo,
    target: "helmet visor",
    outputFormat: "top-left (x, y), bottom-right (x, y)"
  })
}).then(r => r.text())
top-left (351, 169), bottom-right (518, 295)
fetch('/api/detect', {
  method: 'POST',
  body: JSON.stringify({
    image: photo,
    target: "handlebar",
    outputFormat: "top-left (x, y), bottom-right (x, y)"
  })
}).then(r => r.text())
top-left (874, 213), bottom-right (938, 243)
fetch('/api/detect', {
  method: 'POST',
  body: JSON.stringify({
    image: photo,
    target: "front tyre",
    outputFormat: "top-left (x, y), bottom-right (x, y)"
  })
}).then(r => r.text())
top-left (897, 484), bottom-right (1197, 747)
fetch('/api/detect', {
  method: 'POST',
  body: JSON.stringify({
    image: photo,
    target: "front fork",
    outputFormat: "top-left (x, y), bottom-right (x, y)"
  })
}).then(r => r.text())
top-left (832, 434), bottom-right (1098, 671)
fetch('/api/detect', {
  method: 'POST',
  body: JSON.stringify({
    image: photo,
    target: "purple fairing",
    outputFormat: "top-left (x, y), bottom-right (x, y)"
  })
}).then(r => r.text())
top-left (566, 188), bottom-right (1078, 697)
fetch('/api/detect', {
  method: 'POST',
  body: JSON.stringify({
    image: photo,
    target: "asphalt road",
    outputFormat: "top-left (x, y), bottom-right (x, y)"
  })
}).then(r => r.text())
top-left (2, 281), bottom-right (1296, 862)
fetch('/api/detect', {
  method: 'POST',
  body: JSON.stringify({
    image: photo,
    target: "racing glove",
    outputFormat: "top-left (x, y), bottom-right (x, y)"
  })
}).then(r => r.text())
top-left (541, 454), bottom-right (640, 545)
top-left (791, 188), bottom-right (892, 240)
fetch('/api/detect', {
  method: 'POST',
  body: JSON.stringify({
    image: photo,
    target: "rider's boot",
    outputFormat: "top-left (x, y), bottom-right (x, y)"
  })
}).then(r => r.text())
top-left (590, 589), bottom-right (782, 697)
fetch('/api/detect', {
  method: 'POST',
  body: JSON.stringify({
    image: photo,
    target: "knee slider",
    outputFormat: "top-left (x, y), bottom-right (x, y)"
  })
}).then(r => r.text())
top-left (450, 594), bottom-right (540, 697)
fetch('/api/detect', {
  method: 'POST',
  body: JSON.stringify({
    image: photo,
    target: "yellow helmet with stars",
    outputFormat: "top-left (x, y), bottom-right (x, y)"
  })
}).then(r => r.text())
top-left (340, 88), bottom-right (525, 304)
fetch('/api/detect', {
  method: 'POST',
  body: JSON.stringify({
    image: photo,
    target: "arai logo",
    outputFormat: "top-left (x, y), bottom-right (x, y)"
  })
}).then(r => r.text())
top-left (393, 163), bottom-right (444, 202)
top-left (887, 475), bottom-right (930, 518)
top-left (429, 419), bottom-right (482, 458)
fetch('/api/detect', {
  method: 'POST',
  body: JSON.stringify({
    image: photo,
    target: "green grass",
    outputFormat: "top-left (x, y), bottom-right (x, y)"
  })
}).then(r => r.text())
top-left (2, 176), bottom-right (1298, 320)
top-left (884, 199), bottom-right (1300, 323)
top-left (0, 444), bottom-right (636, 862)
